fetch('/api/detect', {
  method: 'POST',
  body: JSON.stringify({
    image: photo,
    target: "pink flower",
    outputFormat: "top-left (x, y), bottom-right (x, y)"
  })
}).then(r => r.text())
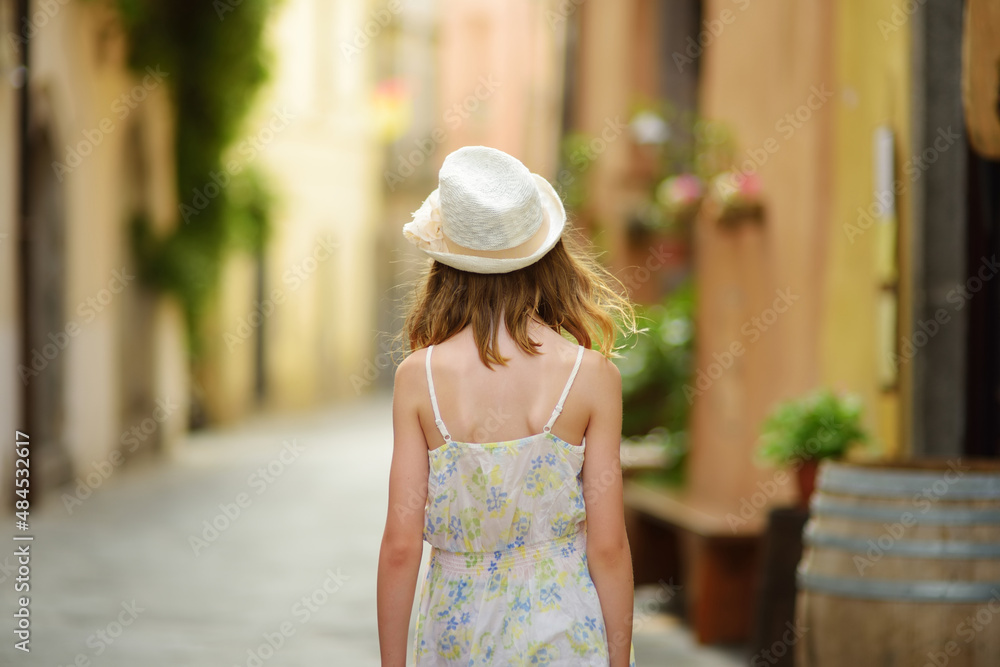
top-left (711, 171), bottom-right (762, 207)
top-left (657, 174), bottom-right (703, 210)
top-left (737, 172), bottom-right (762, 198)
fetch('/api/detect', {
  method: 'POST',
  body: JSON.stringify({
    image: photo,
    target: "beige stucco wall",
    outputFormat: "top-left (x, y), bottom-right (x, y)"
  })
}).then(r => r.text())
top-left (0, 0), bottom-right (186, 500)
top-left (689, 0), bottom-right (914, 508)
top-left (689, 0), bottom-right (835, 508)
top-left (436, 0), bottom-right (566, 176)
top-left (573, 0), bottom-right (639, 270)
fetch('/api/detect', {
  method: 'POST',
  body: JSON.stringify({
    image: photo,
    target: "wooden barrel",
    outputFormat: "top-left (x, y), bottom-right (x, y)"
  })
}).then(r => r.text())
top-left (796, 460), bottom-right (1000, 667)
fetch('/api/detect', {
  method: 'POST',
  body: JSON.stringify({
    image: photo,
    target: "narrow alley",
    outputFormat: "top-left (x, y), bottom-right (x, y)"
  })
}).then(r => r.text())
top-left (2, 395), bottom-right (743, 666)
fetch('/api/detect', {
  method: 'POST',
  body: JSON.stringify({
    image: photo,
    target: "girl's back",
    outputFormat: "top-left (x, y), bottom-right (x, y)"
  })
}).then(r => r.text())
top-left (416, 322), bottom-right (592, 450)
top-left (414, 328), bottom-right (605, 663)
top-left (377, 146), bottom-right (637, 667)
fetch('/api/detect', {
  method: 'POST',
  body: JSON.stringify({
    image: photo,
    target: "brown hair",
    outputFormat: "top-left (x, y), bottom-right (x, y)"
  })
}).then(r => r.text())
top-left (400, 226), bottom-right (637, 368)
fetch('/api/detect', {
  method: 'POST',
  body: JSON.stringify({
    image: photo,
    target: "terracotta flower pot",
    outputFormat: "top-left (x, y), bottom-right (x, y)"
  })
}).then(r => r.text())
top-left (795, 458), bottom-right (821, 510)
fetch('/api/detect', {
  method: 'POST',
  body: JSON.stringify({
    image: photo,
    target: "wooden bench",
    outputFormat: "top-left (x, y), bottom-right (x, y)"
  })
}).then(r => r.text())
top-left (623, 479), bottom-right (765, 644)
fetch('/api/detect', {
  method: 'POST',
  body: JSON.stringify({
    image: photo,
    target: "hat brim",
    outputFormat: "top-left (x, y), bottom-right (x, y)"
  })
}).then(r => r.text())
top-left (417, 173), bottom-right (567, 274)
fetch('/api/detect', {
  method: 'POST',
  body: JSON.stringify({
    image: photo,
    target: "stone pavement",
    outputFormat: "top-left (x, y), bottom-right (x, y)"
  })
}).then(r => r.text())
top-left (1, 394), bottom-right (745, 666)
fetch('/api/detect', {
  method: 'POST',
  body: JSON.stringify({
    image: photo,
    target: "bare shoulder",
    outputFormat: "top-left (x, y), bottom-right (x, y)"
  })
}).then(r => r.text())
top-left (576, 347), bottom-right (621, 400)
top-left (576, 348), bottom-right (622, 445)
top-left (393, 348), bottom-right (427, 397)
top-left (580, 347), bottom-right (620, 383)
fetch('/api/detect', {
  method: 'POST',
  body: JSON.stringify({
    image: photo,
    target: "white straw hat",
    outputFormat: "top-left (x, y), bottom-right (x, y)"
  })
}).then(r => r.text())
top-left (402, 146), bottom-right (567, 274)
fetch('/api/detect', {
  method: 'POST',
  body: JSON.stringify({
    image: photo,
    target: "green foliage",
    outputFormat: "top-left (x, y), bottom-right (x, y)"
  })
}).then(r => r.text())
top-left (614, 280), bottom-right (695, 438)
top-left (756, 389), bottom-right (869, 465)
top-left (556, 131), bottom-right (594, 212)
top-left (109, 0), bottom-right (280, 354)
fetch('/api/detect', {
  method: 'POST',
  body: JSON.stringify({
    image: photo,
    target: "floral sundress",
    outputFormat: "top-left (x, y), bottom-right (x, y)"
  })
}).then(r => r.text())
top-left (413, 344), bottom-right (637, 666)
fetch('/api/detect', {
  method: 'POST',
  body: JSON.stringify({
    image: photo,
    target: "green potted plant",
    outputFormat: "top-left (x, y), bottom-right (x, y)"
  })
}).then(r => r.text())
top-left (756, 389), bottom-right (869, 509)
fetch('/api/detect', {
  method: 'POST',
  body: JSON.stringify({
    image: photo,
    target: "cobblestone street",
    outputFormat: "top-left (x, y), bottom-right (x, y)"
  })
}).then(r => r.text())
top-left (2, 395), bottom-right (744, 666)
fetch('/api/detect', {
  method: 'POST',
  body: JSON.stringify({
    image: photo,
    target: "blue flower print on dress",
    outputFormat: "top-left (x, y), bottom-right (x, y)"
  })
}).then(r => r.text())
top-left (415, 342), bottom-right (637, 666)
top-left (486, 486), bottom-right (508, 514)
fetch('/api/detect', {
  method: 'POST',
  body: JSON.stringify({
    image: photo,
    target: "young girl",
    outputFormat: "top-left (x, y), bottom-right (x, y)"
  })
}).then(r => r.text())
top-left (377, 146), bottom-right (638, 666)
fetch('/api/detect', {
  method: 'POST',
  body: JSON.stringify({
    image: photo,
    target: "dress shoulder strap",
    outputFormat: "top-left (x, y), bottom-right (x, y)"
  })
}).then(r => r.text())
top-left (425, 345), bottom-right (452, 442)
top-left (543, 344), bottom-right (585, 433)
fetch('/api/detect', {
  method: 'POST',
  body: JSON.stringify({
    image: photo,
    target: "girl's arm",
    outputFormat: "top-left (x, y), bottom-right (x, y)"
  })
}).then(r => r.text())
top-left (581, 356), bottom-right (634, 667)
top-left (377, 354), bottom-right (429, 667)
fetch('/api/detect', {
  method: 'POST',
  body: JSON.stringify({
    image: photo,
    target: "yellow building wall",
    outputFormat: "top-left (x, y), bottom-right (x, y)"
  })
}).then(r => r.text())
top-left (200, 0), bottom-right (385, 420)
top-left (821, 0), bottom-right (912, 459)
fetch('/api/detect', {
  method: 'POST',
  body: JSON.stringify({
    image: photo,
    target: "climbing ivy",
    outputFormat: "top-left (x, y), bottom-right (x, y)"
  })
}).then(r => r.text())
top-left (109, 0), bottom-right (281, 355)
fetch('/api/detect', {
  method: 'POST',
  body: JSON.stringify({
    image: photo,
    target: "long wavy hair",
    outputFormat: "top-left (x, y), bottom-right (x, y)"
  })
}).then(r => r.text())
top-left (400, 225), bottom-right (637, 368)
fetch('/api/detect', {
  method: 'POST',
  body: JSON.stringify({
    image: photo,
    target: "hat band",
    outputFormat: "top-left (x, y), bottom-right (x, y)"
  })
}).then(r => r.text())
top-left (442, 214), bottom-right (551, 261)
